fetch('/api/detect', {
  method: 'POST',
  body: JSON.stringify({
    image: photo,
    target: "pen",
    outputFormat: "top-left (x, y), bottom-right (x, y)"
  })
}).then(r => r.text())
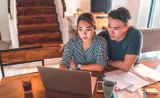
top-left (111, 92), bottom-right (115, 98)
top-left (143, 89), bottom-right (146, 98)
top-left (100, 76), bottom-right (105, 81)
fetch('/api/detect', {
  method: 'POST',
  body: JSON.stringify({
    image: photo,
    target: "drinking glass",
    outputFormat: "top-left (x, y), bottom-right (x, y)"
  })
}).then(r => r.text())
top-left (21, 77), bottom-right (32, 93)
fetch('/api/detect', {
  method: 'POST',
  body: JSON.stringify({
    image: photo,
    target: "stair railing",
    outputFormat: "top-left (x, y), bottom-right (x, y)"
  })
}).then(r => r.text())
top-left (8, 0), bottom-right (12, 19)
top-left (55, 0), bottom-right (70, 43)
top-left (9, 0), bottom-right (19, 48)
top-left (61, 0), bottom-right (66, 18)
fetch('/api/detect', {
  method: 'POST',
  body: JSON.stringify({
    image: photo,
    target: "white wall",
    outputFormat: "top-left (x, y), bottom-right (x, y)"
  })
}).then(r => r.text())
top-left (0, 0), bottom-right (11, 41)
top-left (65, 0), bottom-right (141, 27)
top-left (137, 0), bottom-right (151, 28)
top-left (112, 0), bottom-right (141, 27)
top-left (152, 0), bottom-right (160, 28)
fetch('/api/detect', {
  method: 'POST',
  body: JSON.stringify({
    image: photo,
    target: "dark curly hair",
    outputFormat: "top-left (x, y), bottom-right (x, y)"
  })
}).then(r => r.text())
top-left (77, 13), bottom-right (97, 30)
top-left (108, 7), bottom-right (131, 25)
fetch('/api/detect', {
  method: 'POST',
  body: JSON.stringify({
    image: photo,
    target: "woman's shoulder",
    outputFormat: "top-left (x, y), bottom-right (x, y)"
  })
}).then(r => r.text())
top-left (66, 36), bottom-right (80, 45)
top-left (69, 35), bottom-right (80, 42)
top-left (94, 36), bottom-right (107, 44)
top-left (92, 36), bottom-right (107, 51)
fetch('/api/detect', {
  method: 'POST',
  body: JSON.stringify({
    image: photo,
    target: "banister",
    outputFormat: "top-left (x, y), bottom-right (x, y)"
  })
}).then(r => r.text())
top-left (61, 0), bottom-right (66, 18)
top-left (8, 0), bottom-right (12, 19)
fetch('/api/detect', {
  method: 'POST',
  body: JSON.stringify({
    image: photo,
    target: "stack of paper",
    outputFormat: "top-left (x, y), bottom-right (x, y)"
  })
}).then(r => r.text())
top-left (118, 71), bottom-right (149, 92)
top-left (104, 64), bottom-right (160, 92)
top-left (104, 70), bottom-right (149, 92)
top-left (155, 64), bottom-right (160, 72)
top-left (133, 64), bottom-right (160, 83)
top-left (103, 74), bottom-right (133, 90)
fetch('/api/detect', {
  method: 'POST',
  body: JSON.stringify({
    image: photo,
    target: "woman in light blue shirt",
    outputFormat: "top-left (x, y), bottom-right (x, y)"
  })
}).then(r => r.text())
top-left (60, 13), bottom-right (108, 71)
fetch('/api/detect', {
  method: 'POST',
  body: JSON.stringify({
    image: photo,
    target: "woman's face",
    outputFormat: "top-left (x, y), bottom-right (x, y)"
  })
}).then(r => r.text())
top-left (78, 20), bottom-right (95, 43)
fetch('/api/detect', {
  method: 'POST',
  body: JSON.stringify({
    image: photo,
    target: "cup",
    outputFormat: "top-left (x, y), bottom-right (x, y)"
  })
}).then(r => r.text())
top-left (21, 77), bottom-right (32, 93)
top-left (24, 92), bottom-right (34, 98)
top-left (102, 80), bottom-right (116, 98)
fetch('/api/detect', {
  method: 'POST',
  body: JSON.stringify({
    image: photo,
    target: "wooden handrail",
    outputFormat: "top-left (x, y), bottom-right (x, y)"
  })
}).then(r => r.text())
top-left (8, 0), bottom-right (12, 19)
top-left (61, 0), bottom-right (66, 18)
top-left (0, 46), bottom-right (42, 52)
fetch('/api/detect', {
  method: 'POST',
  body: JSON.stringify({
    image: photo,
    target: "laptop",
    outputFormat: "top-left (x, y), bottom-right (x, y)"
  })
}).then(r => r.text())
top-left (37, 66), bottom-right (97, 96)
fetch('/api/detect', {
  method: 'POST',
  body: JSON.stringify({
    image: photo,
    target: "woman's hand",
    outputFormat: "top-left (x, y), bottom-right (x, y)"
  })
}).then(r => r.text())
top-left (59, 44), bottom-right (65, 51)
top-left (70, 60), bottom-right (76, 70)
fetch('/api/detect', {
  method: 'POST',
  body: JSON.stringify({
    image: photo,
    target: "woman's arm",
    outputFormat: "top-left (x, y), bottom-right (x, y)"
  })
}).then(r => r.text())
top-left (60, 40), bottom-right (74, 69)
top-left (59, 43), bottom-right (66, 51)
top-left (80, 64), bottom-right (104, 71)
top-left (70, 60), bottom-right (104, 71)
top-left (59, 64), bottom-right (68, 69)
top-left (87, 37), bottom-right (108, 71)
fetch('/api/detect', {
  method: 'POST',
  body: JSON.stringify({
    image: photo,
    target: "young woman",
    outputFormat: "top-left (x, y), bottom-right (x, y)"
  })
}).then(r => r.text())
top-left (59, 13), bottom-right (108, 72)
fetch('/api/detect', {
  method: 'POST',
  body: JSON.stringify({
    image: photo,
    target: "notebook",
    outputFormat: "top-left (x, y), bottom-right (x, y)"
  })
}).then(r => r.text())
top-left (37, 66), bottom-right (97, 96)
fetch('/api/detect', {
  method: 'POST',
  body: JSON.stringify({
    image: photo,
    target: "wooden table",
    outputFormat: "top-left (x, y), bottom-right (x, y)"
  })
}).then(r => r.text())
top-left (0, 60), bottom-right (160, 98)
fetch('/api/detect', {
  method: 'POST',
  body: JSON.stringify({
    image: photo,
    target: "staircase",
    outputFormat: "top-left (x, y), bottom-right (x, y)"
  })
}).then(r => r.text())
top-left (16, 0), bottom-right (62, 48)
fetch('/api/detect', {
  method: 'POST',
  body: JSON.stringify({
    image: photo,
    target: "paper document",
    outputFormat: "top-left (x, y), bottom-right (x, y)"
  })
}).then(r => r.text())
top-left (118, 71), bottom-right (149, 92)
top-left (104, 70), bottom-right (149, 92)
top-left (104, 64), bottom-right (160, 93)
top-left (104, 74), bottom-right (133, 90)
top-left (155, 64), bottom-right (160, 72)
top-left (133, 64), bottom-right (160, 83)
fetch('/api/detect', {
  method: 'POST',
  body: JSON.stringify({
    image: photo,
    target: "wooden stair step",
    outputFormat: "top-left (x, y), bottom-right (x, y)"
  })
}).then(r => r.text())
top-left (17, 6), bottom-right (56, 16)
top-left (18, 23), bottom-right (58, 27)
top-left (19, 41), bottom-right (62, 48)
top-left (19, 37), bottom-right (62, 44)
top-left (16, 0), bottom-right (62, 48)
top-left (18, 15), bottom-right (57, 25)
top-left (18, 32), bottom-right (62, 46)
top-left (16, 0), bottom-right (54, 7)
top-left (18, 32), bottom-right (61, 40)
top-left (18, 23), bottom-right (59, 34)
